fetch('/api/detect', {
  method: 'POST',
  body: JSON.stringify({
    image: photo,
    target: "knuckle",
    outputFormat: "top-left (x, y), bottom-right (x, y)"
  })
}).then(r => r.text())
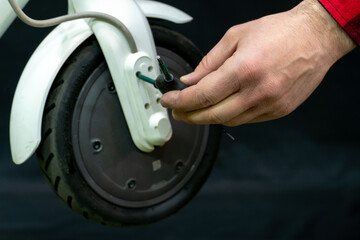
top-left (165, 91), bottom-right (180, 109)
top-left (232, 79), bottom-right (242, 93)
top-left (226, 25), bottom-right (242, 38)
top-left (207, 111), bottom-right (224, 124)
top-left (171, 92), bottom-right (188, 112)
top-left (274, 99), bottom-right (292, 117)
top-left (238, 56), bottom-right (265, 82)
top-left (261, 79), bottom-right (283, 102)
top-left (199, 55), bottom-right (212, 71)
top-left (195, 90), bottom-right (215, 107)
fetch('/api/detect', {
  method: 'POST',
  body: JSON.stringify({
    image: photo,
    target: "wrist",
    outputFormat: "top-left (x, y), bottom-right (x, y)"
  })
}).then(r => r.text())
top-left (291, 0), bottom-right (356, 62)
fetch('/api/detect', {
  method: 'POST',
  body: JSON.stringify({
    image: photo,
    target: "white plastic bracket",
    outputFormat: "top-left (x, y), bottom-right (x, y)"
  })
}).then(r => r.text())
top-left (123, 52), bottom-right (172, 150)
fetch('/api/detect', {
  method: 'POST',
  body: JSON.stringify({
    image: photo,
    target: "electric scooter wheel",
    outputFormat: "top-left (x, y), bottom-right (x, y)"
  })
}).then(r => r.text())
top-left (37, 25), bottom-right (221, 227)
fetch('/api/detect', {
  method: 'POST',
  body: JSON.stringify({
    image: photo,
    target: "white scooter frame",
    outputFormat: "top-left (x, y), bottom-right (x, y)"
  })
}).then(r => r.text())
top-left (1, 0), bottom-right (192, 165)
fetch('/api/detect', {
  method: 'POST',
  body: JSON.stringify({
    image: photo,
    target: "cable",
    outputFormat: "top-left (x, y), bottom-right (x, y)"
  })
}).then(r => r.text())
top-left (8, 0), bottom-right (138, 53)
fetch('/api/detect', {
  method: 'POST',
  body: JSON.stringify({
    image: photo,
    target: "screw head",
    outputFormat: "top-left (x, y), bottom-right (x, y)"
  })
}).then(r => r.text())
top-left (175, 161), bottom-right (184, 173)
top-left (92, 140), bottom-right (103, 152)
top-left (107, 82), bottom-right (116, 93)
top-left (127, 180), bottom-right (136, 190)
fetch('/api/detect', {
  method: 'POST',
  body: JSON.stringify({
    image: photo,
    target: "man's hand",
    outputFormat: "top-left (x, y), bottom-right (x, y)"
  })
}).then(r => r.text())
top-left (160, 0), bottom-right (355, 126)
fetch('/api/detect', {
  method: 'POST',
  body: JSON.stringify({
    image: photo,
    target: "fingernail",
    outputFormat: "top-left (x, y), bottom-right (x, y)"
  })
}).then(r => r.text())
top-left (180, 72), bottom-right (194, 83)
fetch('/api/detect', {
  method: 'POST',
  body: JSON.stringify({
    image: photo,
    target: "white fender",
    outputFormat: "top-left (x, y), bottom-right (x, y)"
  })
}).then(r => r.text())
top-left (10, 0), bottom-right (192, 164)
top-left (136, 0), bottom-right (192, 23)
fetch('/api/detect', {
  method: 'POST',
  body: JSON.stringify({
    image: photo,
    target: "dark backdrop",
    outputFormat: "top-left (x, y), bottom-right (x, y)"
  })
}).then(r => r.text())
top-left (1, 0), bottom-right (359, 239)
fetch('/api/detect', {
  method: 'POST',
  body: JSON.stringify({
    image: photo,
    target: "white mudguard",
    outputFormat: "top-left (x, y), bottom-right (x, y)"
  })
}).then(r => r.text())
top-left (10, 0), bottom-right (192, 165)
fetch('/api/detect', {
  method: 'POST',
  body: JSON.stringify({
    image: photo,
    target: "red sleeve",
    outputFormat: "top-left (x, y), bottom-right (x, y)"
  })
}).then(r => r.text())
top-left (318, 0), bottom-right (360, 46)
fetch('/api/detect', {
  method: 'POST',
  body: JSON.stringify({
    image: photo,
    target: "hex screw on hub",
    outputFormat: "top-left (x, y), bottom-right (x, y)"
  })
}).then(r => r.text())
top-left (175, 161), bottom-right (184, 173)
top-left (107, 82), bottom-right (116, 93)
top-left (92, 139), bottom-right (103, 152)
top-left (127, 179), bottom-right (136, 190)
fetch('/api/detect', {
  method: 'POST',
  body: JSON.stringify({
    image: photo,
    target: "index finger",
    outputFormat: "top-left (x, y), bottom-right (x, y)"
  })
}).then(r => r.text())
top-left (160, 56), bottom-right (241, 112)
top-left (181, 27), bottom-right (240, 86)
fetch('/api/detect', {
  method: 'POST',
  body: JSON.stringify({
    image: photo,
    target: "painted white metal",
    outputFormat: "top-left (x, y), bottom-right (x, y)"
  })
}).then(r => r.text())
top-left (0, 0), bottom-right (28, 38)
top-left (9, 0), bottom-right (192, 164)
top-left (136, 0), bottom-right (192, 24)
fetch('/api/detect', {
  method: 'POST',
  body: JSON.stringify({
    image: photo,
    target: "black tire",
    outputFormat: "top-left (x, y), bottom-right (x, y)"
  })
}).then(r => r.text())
top-left (37, 26), bottom-right (221, 227)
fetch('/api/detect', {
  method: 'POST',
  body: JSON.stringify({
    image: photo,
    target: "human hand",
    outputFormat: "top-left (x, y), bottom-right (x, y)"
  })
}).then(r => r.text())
top-left (160, 0), bottom-right (356, 126)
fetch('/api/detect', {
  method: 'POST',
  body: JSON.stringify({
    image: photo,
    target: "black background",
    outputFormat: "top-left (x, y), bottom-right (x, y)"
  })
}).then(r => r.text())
top-left (1, 0), bottom-right (359, 239)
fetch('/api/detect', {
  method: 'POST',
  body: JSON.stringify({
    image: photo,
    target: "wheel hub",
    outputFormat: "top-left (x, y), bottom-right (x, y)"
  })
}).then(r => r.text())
top-left (72, 48), bottom-right (210, 208)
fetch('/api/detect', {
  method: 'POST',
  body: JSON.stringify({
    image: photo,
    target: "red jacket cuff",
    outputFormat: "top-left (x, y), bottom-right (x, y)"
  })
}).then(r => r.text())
top-left (319, 0), bottom-right (360, 46)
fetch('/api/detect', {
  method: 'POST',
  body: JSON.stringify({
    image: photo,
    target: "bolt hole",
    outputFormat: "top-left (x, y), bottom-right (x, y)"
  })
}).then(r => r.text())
top-left (148, 66), bottom-right (154, 72)
top-left (136, 71), bottom-right (141, 76)
top-left (145, 103), bottom-right (150, 109)
top-left (156, 98), bottom-right (161, 104)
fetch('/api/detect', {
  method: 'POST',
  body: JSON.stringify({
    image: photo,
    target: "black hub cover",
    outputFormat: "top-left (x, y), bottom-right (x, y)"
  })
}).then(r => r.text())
top-left (72, 48), bottom-right (210, 208)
